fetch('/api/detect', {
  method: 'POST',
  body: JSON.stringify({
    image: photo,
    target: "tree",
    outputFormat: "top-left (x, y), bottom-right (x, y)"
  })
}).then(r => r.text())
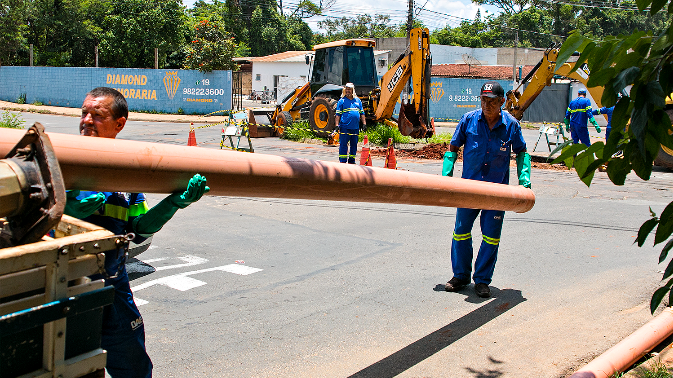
top-left (432, 11), bottom-right (504, 48)
top-left (183, 18), bottom-right (239, 72)
top-left (554, 0), bottom-right (673, 313)
top-left (96, 0), bottom-right (187, 68)
top-left (0, 0), bottom-right (28, 66)
top-left (316, 14), bottom-right (397, 41)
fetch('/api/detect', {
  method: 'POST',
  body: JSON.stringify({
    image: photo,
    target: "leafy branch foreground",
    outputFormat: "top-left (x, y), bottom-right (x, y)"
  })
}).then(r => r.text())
top-left (554, 0), bottom-right (673, 312)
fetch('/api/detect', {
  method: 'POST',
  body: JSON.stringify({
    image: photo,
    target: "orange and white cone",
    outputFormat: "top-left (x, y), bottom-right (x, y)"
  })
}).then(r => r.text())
top-left (188, 123), bottom-right (197, 146)
top-left (360, 135), bottom-right (372, 166)
top-left (384, 138), bottom-right (396, 169)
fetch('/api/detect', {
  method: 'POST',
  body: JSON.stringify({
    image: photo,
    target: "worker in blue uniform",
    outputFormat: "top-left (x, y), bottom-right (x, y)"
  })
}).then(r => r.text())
top-left (593, 105), bottom-right (614, 141)
top-left (564, 88), bottom-right (601, 146)
top-left (335, 83), bottom-right (366, 164)
top-left (441, 81), bottom-right (531, 298)
top-left (64, 87), bottom-right (209, 378)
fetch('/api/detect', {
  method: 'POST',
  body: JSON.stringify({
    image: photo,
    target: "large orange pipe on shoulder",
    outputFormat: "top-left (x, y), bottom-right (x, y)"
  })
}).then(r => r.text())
top-left (0, 128), bottom-right (535, 213)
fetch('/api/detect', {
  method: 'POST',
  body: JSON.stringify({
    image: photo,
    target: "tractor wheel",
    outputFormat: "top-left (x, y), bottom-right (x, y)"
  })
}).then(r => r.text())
top-left (275, 111), bottom-right (293, 137)
top-left (309, 97), bottom-right (336, 135)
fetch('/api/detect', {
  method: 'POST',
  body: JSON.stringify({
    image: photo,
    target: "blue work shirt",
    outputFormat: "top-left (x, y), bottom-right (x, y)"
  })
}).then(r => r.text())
top-left (451, 109), bottom-right (527, 185)
top-left (565, 96), bottom-right (595, 129)
top-left (336, 96), bottom-right (364, 131)
top-left (593, 106), bottom-right (614, 129)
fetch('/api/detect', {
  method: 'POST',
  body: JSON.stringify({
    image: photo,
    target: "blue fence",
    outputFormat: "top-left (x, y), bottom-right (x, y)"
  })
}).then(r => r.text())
top-left (428, 78), bottom-right (514, 122)
top-left (0, 66), bottom-right (232, 114)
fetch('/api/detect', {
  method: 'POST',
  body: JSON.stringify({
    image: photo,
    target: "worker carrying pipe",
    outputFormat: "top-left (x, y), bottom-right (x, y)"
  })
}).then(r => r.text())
top-left (442, 81), bottom-right (532, 298)
top-left (69, 87), bottom-right (209, 378)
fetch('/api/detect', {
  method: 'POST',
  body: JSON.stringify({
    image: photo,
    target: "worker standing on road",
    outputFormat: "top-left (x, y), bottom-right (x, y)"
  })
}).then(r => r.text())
top-left (335, 83), bottom-right (366, 164)
top-left (593, 105), bottom-right (614, 141)
top-left (441, 81), bottom-right (531, 298)
top-left (64, 87), bottom-right (209, 378)
top-left (564, 88), bottom-right (601, 146)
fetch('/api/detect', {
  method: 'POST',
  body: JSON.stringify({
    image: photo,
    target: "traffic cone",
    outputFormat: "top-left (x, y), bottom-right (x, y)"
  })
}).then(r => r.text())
top-left (384, 138), bottom-right (396, 169)
top-left (188, 123), bottom-right (197, 146)
top-left (431, 117), bottom-right (436, 135)
top-left (360, 135), bottom-right (372, 166)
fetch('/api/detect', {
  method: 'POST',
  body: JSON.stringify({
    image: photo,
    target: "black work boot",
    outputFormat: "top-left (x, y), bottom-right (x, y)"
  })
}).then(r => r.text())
top-left (475, 283), bottom-right (490, 298)
top-left (445, 277), bottom-right (469, 292)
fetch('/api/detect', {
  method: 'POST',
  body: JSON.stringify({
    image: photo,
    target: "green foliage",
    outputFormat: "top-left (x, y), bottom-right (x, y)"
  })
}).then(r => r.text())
top-left (0, 111), bottom-right (25, 129)
top-left (427, 132), bottom-right (453, 144)
top-left (316, 14), bottom-right (397, 42)
top-left (362, 123), bottom-right (412, 146)
top-left (556, 0), bottom-right (673, 313)
top-left (97, 0), bottom-right (187, 68)
top-left (280, 120), bottom-right (324, 142)
top-left (183, 19), bottom-right (238, 72)
top-left (0, 0), bottom-right (28, 65)
top-left (17, 93), bottom-right (26, 104)
top-left (642, 362), bottom-right (673, 378)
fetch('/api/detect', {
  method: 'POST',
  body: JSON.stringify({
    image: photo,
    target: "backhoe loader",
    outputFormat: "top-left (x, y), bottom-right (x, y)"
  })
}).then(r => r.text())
top-left (504, 45), bottom-right (673, 168)
top-left (250, 28), bottom-right (433, 139)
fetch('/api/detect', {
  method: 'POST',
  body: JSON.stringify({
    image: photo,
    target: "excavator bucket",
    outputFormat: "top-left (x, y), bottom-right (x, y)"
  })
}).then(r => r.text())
top-left (398, 101), bottom-right (430, 139)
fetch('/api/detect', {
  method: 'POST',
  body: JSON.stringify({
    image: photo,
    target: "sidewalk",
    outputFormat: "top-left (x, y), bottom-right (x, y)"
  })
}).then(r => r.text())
top-left (0, 100), bottom-right (229, 124)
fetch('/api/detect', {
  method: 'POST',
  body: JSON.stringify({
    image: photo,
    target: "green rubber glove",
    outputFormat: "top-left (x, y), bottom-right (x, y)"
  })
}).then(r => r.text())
top-left (442, 151), bottom-right (458, 177)
top-left (132, 174), bottom-right (210, 236)
top-left (516, 152), bottom-right (532, 189)
top-left (64, 190), bottom-right (106, 219)
top-left (564, 118), bottom-right (570, 132)
top-left (590, 118), bottom-right (601, 133)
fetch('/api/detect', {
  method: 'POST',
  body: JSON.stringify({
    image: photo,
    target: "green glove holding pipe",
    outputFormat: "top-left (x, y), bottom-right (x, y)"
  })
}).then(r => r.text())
top-left (64, 190), bottom-right (106, 219)
top-left (564, 118), bottom-right (570, 132)
top-left (132, 174), bottom-right (209, 236)
top-left (516, 151), bottom-right (532, 189)
top-left (442, 151), bottom-right (458, 177)
top-left (590, 118), bottom-right (601, 133)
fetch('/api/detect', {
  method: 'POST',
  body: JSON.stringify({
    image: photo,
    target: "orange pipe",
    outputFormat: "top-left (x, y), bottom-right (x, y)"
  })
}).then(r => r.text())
top-left (0, 129), bottom-right (535, 213)
top-left (570, 307), bottom-right (673, 378)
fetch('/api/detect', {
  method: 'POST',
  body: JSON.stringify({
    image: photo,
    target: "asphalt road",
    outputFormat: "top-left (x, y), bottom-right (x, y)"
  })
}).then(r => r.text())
top-left (11, 111), bottom-right (673, 377)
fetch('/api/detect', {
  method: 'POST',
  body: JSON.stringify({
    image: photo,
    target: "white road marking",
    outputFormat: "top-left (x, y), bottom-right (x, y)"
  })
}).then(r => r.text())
top-left (140, 255), bottom-right (209, 271)
top-left (131, 264), bottom-right (263, 306)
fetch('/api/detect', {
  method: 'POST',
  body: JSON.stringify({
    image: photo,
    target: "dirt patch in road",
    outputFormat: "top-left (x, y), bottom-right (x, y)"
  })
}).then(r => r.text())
top-left (370, 143), bottom-right (570, 171)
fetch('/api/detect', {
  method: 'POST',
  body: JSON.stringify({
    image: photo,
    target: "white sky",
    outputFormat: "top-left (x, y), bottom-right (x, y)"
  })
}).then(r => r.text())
top-left (182, 0), bottom-right (498, 32)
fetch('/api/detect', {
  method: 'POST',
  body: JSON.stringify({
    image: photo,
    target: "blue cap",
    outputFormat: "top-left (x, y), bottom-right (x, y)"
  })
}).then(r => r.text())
top-left (578, 88), bottom-right (587, 94)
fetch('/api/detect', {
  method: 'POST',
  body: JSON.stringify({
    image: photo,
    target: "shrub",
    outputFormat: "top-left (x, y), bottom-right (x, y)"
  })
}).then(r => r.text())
top-left (0, 111), bottom-right (25, 129)
top-left (362, 123), bottom-right (412, 146)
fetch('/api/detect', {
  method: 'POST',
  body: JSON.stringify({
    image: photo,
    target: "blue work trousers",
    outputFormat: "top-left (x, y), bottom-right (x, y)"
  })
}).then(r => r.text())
top-left (99, 264), bottom-right (153, 378)
top-left (339, 130), bottom-right (359, 164)
top-left (451, 208), bottom-right (505, 285)
top-left (571, 126), bottom-right (591, 147)
top-left (605, 127), bottom-right (612, 142)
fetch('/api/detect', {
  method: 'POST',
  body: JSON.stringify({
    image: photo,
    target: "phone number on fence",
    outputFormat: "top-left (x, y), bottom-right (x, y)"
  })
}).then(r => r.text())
top-left (183, 88), bottom-right (226, 96)
top-left (448, 95), bottom-right (480, 101)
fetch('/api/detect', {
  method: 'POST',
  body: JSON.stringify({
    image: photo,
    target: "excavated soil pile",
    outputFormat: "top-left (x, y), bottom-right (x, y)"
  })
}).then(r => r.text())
top-left (370, 143), bottom-right (569, 171)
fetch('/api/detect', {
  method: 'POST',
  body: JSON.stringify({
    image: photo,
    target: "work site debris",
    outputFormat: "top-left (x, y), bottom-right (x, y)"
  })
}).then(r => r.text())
top-left (369, 142), bottom-right (569, 171)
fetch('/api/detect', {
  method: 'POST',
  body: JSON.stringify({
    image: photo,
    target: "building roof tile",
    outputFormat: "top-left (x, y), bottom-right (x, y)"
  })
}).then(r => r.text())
top-left (431, 64), bottom-right (535, 80)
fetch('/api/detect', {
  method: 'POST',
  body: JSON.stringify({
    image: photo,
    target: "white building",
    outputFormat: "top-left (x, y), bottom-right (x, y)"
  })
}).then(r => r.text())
top-left (249, 51), bottom-right (312, 101)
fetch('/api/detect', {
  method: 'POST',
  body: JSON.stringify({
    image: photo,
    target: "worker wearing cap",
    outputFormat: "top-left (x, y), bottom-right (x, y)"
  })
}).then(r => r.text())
top-left (335, 83), bottom-right (366, 164)
top-left (64, 87), bottom-right (209, 378)
top-left (564, 88), bottom-right (601, 146)
top-left (593, 105), bottom-right (614, 141)
top-left (441, 81), bottom-right (531, 298)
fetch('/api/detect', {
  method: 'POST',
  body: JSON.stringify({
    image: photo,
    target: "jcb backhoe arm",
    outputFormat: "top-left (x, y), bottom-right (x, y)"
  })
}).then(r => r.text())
top-left (504, 47), bottom-right (604, 121)
top-left (374, 28), bottom-right (432, 138)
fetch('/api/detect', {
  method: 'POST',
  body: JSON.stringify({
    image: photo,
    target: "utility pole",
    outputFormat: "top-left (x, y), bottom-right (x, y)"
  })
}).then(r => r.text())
top-left (513, 30), bottom-right (518, 87)
top-left (407, 0), bottom-right (413, 36)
